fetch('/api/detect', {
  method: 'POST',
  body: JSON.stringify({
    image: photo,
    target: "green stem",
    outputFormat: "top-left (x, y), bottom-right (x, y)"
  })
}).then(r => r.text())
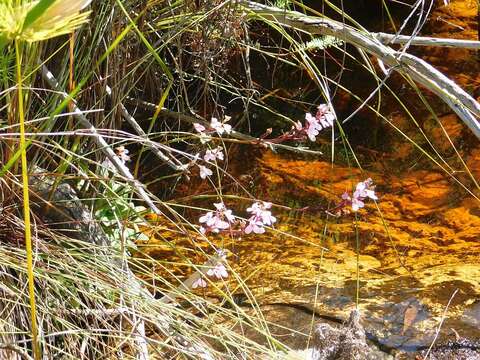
top-left (15, 39), bottom-right (40, 360)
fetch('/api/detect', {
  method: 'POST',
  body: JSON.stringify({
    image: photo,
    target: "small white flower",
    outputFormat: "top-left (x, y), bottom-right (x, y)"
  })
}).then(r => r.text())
top-left (199, 165), bottom-right (213, 179)
top-left (207, 264), bottom-right (228, 279)
top-left (210, 117), bottom-right (232, 135)
top-left (204, 147), bottom-right (224, 162)
top-left (191, 277), bottom-right (207, 289)
top-left (193, 123), bottom-right (206, 133)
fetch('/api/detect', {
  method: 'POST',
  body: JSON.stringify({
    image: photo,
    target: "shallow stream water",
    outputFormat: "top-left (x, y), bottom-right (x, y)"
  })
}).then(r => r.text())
top-left (141, 147), bottom-right (480, 358)
top-left (230, 151), bottom-right (480, 356)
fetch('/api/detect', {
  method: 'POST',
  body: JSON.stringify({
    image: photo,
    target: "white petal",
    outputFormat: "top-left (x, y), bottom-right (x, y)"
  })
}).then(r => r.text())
top-left (194, 123), bottom-right (206, 132)
top-left (214, 202), bottom-right (225, 211)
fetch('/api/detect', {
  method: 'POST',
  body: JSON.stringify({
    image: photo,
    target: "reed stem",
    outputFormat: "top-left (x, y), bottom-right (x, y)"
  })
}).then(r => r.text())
top-left (15, 39), bottom-right (40, 360)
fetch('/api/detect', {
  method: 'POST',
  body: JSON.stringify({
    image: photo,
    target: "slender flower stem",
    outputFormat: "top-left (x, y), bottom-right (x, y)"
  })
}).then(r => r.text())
top-left (355, 220), bottom-right (360, 309)
top-left (15, 40), bottom-right (40, 360)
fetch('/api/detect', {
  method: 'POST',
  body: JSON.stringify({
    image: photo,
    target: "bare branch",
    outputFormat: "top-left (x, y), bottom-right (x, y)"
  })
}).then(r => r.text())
top-left (374, 32), bottom-right (480, 49)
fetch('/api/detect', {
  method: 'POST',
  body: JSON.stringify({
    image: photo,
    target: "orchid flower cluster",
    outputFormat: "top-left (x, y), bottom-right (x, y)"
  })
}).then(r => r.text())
top-left (191, 250), bottom-right (229, 289)
top-left (199, 202), bottom-right (235, 234)
top-left (258, 104), bottom-right (335, 145)
top-left (244, 201), bottom-right (277, 234)
top-left (328, 178), bottom-right (378, 216)
top-left (193, 116), bottom-right (232, 144)
top-left (192, 117), bottom-right (231, 179)
top-left (193, 201), bottom-right (276, 288)
top-left (297, 104), bottom-right (335, 142)
top-left (191, 263), bottom-right (229, 289)
top-left (196, 146), bottom-right (225, 179)
top-left (198, 201), bottom-right (276, 235)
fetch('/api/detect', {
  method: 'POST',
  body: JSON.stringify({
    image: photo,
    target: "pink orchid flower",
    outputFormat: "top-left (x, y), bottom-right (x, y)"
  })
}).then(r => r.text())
top-left (193, 123), bottom-right (206, 133)
top-left (210, 117), bottom-right (232, 135)
top-left (199, 202), bottom-right (236, 233)
top-left (244, 201), bottom-right (277, 234)
top-left (246, 201), bottom-right (276, 225)
top-left (204, 147), bottom-right (224, 162)
top-left (346, 178), bottom-right (377, 212)
top-left (302, 104), bottom-right (335, 142)
top-left (244, 218), bottom-right (266, 234)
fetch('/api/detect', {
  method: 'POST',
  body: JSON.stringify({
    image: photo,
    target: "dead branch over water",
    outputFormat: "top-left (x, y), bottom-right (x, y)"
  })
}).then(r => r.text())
top-left (241, 1), bottom-right (480, 140)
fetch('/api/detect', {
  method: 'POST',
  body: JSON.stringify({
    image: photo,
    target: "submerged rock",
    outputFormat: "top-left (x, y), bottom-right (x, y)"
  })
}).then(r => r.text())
top-left (416, 338), bottom-right (480, 360)
top-left (310, 310), bottom-right (390, 360)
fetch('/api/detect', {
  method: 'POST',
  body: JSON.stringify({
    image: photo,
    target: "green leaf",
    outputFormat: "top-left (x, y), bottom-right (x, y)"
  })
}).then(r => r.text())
top-left (22, 0), bottom-right (56, 31)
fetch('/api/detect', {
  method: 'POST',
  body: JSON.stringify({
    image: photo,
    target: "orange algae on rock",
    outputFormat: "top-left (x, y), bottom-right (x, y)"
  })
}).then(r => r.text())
top-left (256, 149), bottom-right (480, 290)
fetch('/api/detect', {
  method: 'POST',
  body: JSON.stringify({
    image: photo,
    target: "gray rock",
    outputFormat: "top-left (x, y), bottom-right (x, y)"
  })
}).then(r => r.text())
top-left (418, 338), bottom-right (480, 360)
top-left (29, 169), bottom-right (109, 246)
top-left (310, 310), bottom-right (390, 360)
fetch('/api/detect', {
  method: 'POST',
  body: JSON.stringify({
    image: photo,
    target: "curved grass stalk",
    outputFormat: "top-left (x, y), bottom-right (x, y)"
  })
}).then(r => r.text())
top-left (15, 39), bottom-right (40, 360)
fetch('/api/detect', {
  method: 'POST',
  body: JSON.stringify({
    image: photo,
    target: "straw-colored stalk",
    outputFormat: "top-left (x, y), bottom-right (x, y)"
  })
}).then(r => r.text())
top-left (0, 1), bottom-right (92, 358)
top-left (14, 39), bottom-right (40, 360)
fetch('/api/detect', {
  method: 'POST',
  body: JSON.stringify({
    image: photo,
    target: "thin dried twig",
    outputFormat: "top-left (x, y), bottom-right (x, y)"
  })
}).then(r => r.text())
top-left (423, 288), bottom-right (459, 360)
top-left (0, 344), bottom-right (33, 360)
